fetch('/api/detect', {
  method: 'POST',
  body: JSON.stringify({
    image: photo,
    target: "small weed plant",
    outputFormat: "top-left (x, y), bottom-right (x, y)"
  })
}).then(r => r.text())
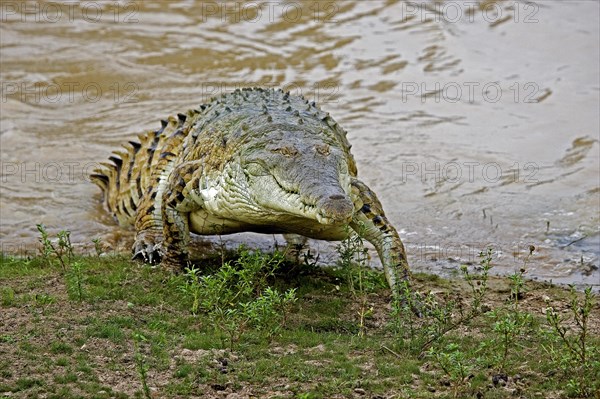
top-left (427, 342), bottom-right (474, 398)
top-left (461, 248), bottom-right (493, 313)
top-left (477, 249), bottom-right (534, 374)
top-left (543, 286), bottom-right (599, 397)
top-left (132, 332), bottom-right (152, 399)
top-left (336, 224), bottom-right (375, 337)
top-left (401, 249), bottom-right (494, 353)
top-left (180, 248), bottom-right (297, 348)
top-left (37, 224), bottom-right (73, 271)
top-left (91, 238), bottom-right (103, 256)
top-left (37, 224), bottom-right (86, 301)
top-left (67, 261), bottom-right (85, 302)
top-left (481, 307), bottom-right (533, 373)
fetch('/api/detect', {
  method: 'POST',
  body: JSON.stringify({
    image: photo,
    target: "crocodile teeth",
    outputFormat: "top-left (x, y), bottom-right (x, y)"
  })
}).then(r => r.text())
top-left (316, 213), bottom-right (334, 225)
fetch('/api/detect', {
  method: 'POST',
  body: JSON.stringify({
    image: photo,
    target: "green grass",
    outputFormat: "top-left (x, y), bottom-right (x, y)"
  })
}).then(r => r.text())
top-left (0, 251), bottom-right (598, 399)
top-left (49, 341), bottom-right (73, 355)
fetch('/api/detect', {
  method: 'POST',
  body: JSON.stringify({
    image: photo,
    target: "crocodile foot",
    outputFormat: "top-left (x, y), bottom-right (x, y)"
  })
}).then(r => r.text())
top-left (132, 231), bottom-right (163, 264)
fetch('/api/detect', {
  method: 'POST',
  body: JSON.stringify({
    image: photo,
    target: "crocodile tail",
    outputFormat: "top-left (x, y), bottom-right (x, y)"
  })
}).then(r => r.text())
top-left (91, 140), bottom-right (143, 226)
top-left (91, 109), bottom-right (199, 226)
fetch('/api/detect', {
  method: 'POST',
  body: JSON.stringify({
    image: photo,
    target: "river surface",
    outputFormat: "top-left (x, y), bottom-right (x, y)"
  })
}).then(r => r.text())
top-left (1, 0), bottom-right (598, 289)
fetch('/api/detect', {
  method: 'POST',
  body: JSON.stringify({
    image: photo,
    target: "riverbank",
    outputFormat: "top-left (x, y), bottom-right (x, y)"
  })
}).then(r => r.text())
top-left (1, 247), bottom-right (598, 398)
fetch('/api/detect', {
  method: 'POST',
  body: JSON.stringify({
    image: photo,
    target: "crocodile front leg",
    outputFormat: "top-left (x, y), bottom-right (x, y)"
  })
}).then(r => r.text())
top-left (283, 233), bottom-right (308, 263)
top-left (133, 182), bottom-right (166, 264)
top-left (349, 178), bottom-right (410, 296)
top-left (159, 160), bottom-right (203, 271)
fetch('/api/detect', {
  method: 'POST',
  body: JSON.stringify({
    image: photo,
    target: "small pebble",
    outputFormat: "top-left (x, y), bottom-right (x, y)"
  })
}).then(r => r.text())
top-left (492, 373), bottom-right (508, 386)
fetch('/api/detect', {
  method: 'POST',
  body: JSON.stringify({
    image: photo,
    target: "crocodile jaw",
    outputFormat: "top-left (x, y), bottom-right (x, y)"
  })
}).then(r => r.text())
top-left (197, 163), bottom-right (353, 226)
top-left (250, 167), bottom-right (354, 226)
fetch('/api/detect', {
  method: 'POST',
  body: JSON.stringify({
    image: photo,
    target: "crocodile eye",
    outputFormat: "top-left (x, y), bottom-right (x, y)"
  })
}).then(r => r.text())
top-left (270, 146), bottom-right (298, 157)
top-left (315, 144), bottom-right (330, 156)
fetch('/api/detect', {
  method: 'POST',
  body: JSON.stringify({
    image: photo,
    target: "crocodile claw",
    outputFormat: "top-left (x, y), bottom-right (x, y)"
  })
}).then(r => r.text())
top-left (132, 234), bottom-right (163, 264)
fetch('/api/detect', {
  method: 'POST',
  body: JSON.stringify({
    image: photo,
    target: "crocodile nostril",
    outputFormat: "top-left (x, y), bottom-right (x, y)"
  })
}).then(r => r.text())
top-left (329, 194), bottom-right (345, 200)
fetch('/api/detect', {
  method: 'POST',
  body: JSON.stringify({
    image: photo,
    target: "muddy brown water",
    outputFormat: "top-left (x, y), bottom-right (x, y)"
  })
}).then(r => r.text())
top-left (1, 1), bottom-right (598, 289)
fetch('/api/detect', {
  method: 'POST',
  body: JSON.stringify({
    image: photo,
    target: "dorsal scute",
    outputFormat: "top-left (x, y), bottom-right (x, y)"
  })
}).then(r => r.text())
top-left (197, 88), bottom-right (353, 151)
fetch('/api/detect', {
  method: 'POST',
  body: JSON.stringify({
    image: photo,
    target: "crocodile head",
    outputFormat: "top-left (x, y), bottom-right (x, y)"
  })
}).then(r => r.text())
top-left (240, 135), bottom-right (354, 225)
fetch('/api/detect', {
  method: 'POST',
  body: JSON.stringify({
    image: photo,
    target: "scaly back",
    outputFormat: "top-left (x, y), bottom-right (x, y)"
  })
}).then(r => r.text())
top-left (91, 88), bottom-right (358, 226)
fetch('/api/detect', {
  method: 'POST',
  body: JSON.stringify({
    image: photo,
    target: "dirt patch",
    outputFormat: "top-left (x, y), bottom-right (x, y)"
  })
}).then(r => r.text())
top-left (1, 259), bottom-right (598, 398)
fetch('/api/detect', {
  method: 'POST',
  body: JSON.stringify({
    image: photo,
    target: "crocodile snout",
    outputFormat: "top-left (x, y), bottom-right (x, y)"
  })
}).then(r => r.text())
top-left (316, 194), bottom-right (354, 225)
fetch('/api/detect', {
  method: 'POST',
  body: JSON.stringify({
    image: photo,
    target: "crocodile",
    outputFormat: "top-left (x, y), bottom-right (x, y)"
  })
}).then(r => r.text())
top-left (91, 88), bottom-right (410, 292)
